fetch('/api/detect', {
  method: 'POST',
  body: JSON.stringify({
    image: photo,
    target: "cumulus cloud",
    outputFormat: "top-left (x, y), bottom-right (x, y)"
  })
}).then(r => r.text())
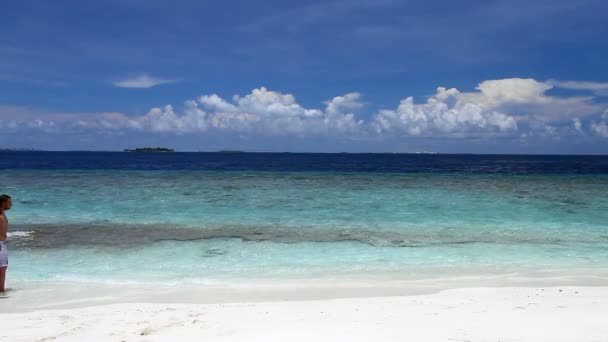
top-left (114, 85), bottom-right (521, 139)
top-left (461, 78), bottom-right (600, 122)
top-left (3, 78), bottom-right (608, 143)
top-left (117, 79), bottom-right (607, 139)
top-left (130, 103), bottom-right (209, 133)
top-left (98, 87), bottom-right (365, 137)
top-left (470, 78), bottom-right (553, 105)
top-left (113, 74), bottom-right (176, 88)
top-left (372, 87), bottom-right (517, 136)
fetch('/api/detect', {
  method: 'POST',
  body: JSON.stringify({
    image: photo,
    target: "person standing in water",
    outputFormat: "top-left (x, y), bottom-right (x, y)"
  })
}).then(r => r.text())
top-left (0, 194), bottom-right (12, 292)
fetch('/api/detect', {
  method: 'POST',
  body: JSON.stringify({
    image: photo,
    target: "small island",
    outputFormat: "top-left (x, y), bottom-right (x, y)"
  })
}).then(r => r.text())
top-left (123, 147), bottom-right (175, 152)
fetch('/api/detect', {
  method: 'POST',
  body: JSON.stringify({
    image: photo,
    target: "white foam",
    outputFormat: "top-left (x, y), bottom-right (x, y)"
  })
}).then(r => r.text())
top-left (7, 230), bottom-right (34, 238)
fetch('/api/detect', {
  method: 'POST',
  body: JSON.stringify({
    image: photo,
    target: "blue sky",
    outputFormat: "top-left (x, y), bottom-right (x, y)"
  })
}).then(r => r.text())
top-left (1, 0), bottom-right (607, 153)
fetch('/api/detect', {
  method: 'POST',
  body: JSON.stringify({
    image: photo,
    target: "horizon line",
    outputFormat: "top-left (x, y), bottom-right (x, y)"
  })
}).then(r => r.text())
top-left (1, 149), bottom-right (607, 156)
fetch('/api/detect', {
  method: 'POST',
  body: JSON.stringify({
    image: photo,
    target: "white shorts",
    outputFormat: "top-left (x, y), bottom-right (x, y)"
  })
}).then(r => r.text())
top-left (0, 241), bottom-right (7, 267)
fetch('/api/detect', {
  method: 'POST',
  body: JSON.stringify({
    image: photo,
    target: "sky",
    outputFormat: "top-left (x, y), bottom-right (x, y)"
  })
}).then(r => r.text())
top-left (1, 0), bottom-right (608, 154)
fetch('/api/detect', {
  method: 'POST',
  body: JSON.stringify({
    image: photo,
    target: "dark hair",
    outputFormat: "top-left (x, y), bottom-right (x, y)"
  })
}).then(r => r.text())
top-left (0, 194), bottom-right (11, 205)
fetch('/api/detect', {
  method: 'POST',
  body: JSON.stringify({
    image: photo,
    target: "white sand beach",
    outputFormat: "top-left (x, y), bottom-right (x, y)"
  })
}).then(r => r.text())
top-left (1, 281), bottom-right (607, 341)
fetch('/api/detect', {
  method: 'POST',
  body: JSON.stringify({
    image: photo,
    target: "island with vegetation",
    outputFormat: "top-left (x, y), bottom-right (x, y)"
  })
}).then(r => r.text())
top-left (123, 147), bottom-right (175, 152)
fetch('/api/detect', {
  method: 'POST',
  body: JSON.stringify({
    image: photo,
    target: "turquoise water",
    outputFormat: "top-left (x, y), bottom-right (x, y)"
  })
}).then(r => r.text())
top-left (3, 170), bottom-right (608, 285)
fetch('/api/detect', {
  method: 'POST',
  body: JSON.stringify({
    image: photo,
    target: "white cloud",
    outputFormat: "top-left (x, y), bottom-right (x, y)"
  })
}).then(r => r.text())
top-left (3, 79), bottom-right (608, 143)
top-left (130, 102), bottom-right (208, 133)
top-left (0, 117), bottom-right (59, 133)
top-left (591, 121), bottom-right (608, 138)
top-left (471, 78), bottom-right (553, 105)
top-left (122, 87), bottom-right (363, 137)
top-left (373, 86), bottom-right (517, 136)
top-left (113, 74), bottom-right (176, 88)
top-left (547, 80), bottom-right (608, 96)
top-left (198, 94), bottom-right (238, 113)
top-left (573, 118), bottom-right (583, 133)
top-left (588, 109), bottom-right (608, 138)
top-left (461, 78), bottom-right (599, 122)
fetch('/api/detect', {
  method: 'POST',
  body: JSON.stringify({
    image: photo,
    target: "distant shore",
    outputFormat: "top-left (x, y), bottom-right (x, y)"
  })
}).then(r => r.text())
top-left (123, 147), bottom-right (175, 152)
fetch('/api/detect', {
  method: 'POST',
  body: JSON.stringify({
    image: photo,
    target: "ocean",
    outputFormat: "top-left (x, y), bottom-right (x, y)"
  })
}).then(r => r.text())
top-left (2, 152), bottom-right (608, 286)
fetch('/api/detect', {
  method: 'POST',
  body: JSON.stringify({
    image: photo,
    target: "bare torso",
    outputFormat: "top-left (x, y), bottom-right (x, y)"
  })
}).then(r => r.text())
top-left (0, 212), bottom-right (7, 241)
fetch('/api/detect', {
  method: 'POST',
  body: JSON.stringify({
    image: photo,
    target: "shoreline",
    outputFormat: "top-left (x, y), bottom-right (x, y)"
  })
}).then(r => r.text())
top-left (3, 271), bottom-right (608, 313)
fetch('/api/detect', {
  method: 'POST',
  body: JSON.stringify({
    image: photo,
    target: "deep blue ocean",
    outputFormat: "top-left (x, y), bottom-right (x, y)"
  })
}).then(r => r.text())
top-left (1, 152), bottom-right (608, 285)
top-left (2, 151), bottom-right (607, 173)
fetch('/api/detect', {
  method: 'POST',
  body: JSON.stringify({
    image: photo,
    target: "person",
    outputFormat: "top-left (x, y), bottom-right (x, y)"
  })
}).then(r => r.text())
top-left (0, 194), bottom-right (12, 292)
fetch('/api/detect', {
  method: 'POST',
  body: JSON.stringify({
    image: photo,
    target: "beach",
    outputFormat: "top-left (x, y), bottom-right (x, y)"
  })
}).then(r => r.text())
top-left (3, 0), bottom-right (608, 337)
top-left (2, 282), bottom-right (607, 341)
top-left (1, 152), bottom-right (607, 340)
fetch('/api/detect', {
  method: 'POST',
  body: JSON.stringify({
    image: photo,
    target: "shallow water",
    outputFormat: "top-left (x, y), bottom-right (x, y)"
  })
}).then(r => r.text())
top-left (1, 152), bottom-right (608, 285)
